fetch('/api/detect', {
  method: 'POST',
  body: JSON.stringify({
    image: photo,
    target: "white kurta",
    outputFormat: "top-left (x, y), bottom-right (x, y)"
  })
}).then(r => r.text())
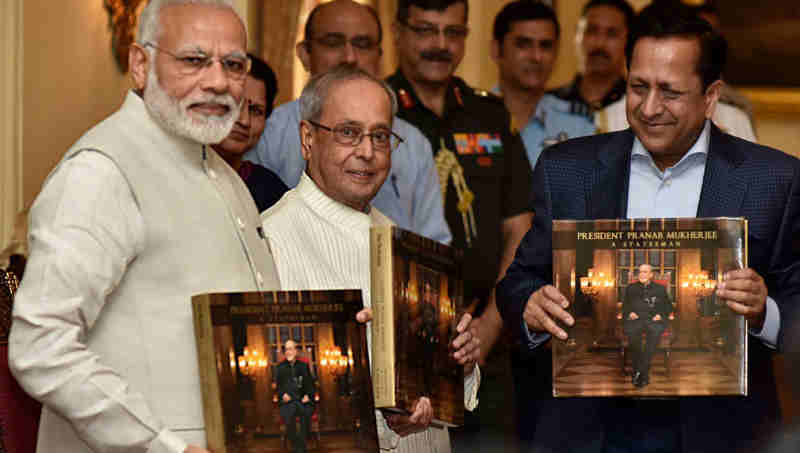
top-left (9, 91), bottom-right (280, 453)
top-left (262, 173), bottom-right (479, 452)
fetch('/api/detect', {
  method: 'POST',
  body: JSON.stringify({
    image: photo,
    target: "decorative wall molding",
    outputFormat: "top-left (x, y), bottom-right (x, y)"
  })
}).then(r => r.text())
top-left (0, 0), bottom-right (24, 252)
top-left (104, 0), bottom-right (146, 73)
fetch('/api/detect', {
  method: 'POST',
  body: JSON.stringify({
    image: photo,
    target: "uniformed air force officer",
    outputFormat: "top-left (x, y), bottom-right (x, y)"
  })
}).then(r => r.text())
top-left (623, 264), bottom-right (673, 388)
top-left (490, 1), bottom-right (596, 170)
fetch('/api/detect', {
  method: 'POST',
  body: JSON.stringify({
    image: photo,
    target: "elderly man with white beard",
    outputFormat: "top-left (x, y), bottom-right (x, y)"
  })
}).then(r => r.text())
top-left (8, 1), bottom-right (281, 453)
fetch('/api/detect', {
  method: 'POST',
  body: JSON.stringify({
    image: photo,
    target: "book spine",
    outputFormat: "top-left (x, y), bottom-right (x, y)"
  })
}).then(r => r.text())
top-left (191, 296), bottom-right (227, 453)
top-left (370, 226), bottom-right (396, 408)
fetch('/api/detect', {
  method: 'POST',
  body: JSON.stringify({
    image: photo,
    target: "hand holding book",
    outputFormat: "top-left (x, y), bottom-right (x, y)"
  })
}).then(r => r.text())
top-left (523, 285), bottom-right (575, 340)
top-left (184, 446), bottom-right (211, 453)
top-left (383, 397), bottom-right (433, 437)
top-left (451, 313), bottom-right (480, 376)
top-left (717, 268), bottom-right (768, 329)
top-left (356, 307), bottom-right (372, 323)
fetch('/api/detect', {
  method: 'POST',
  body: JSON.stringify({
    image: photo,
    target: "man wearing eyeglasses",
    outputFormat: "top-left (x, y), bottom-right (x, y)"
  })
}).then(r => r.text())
top-left (261, 65), bottom-right (481, 453)
top-left (8, 2), bottom-right (282, 453)
top-left (246, 0), bottom-right (451, 246)
top-left (387, 0), bottom-right (532, 366)
top-left (212, 54), bottom-right (289, 212)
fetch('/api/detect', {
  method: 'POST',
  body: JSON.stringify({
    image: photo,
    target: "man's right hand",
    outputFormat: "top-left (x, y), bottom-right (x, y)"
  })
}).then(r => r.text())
top-left (282, 393), bottom-right (291, 403)
top-left (628, 312), bottom-right (639, 320)
top-left (184, 446), bottom-right (212, 453)
top-left (523, 285), bottom-right (573, 340)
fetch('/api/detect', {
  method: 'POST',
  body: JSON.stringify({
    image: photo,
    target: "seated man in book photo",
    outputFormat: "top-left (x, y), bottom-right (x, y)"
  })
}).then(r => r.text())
top-left (623, 264), bottom-right (672, 388)
top-left (7, 1), bottom-right (282, 453)
top-left (275, 340), bottom-right (316, 453)
top-left (260, 65), bottom-right (481, 453)
top-left (497, 5), bottom-right (800, 452)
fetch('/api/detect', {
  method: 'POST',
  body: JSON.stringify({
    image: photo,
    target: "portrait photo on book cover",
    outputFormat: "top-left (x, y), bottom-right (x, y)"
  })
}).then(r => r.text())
top-left (192, 290), bottom-right (379, 453)
top-left (550, 218), bottom-right (748, 398)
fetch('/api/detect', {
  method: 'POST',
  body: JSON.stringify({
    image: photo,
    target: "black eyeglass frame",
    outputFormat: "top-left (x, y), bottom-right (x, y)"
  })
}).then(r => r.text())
top-left (307, 120), bottom-right (404, 151)
top-left (142, 42), bottom-right (252, 81)
top-left (398, 20), bottom-right (469, 40)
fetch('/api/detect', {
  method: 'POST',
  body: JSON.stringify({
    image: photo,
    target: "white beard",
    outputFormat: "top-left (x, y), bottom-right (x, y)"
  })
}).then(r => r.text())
top-left (143, 66), bottom-right (240, 145)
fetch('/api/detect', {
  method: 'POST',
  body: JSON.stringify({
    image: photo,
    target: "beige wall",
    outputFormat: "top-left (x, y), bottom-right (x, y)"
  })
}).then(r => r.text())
top-left (16, 0), bottom-right (800, 208)
top-left (23, 1), bottom-right (131, 207)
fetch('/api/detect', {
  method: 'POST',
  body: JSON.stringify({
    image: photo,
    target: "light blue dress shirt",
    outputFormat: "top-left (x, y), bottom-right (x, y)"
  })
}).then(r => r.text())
top-left (245, 99), bottom-right (452, 245)
top-left (523, 121), bottom-right (779, 349)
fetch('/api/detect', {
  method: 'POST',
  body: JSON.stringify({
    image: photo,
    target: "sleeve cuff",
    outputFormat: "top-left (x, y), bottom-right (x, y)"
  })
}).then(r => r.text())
top-left (464, 363), bottom-right (480, 411)
top-left (522, 317), bottom-right (551, 351)
top-left (146, 429), bottom-right (188, 453)
top-left (376, 409), bottom-right (401, 451)
top-left (749, 296), bottom-right (780, 349)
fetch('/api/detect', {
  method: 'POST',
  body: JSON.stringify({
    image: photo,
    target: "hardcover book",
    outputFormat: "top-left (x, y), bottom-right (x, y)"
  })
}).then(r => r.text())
top-left (192, 290), bottom-right (379, 453)
top-left (551, 217), bottom-right (748, 398)
top-left (370, 225), bottom-right (465, 427)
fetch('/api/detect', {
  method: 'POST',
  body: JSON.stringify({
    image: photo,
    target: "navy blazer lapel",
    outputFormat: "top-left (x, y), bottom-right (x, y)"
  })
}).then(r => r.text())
top-left (697, 124), bottom-right (748, 217)
top-left (589, 130), bottom-right (634, 220)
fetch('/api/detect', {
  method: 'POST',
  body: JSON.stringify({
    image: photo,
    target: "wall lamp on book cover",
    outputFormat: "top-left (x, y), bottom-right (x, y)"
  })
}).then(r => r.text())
top-left (229, 347), bottom-right (268, 377)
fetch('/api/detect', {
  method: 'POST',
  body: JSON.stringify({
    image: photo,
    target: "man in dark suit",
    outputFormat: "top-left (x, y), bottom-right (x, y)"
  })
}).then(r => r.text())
top-left (623, 264), bottom-right (672, 388)
top-left (497, 5), bottom-right (800, 453)
top-left (274, 340), bottom-right (315, 453)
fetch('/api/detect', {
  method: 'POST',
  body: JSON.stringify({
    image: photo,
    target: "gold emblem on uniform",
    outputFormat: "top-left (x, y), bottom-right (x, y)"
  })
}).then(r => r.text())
top-left (397, 88), bottom-right (414, 109)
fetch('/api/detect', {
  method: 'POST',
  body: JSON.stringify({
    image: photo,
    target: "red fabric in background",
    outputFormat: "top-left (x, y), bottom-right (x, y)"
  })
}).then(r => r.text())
top-left (0, 346), bottom-right (40, 453)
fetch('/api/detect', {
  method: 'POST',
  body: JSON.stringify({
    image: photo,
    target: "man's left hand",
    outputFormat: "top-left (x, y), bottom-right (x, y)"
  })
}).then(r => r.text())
top-left (716, 268), bottom-right (768, 328)
top-left (451, 313), bottom-right (480, 376)
top-left (301, 395), bottom-right (310, 404)
top-left (383, 397), bottom-right (433, 437)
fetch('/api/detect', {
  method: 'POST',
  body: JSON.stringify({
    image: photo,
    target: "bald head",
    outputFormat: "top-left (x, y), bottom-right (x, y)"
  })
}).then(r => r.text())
top-left (284, 339), bottom-right (298, 362)
top-left (638, 264), bottom-right (653, 285)
top-left (297, 0), bottom-right (383, 76)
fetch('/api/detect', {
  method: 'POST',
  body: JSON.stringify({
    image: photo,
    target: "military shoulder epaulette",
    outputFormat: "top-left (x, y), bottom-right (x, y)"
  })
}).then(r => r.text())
top-left (569, 100), bottom-right (593, 119)
top-left (472, 87), bottom-right (504, 104)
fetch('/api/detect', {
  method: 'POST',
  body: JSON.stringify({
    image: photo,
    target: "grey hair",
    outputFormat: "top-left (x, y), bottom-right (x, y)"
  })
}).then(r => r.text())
top-left (137, 0), bottom-right (246, 46)
top-left (298, 65), bottom-right (398, 123)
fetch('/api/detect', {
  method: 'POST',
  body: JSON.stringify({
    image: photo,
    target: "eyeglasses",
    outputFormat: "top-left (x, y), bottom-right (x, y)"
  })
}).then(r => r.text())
top-left (143, 42), bottom-right (251, 81)
top-left (400, 21), bottom-right (469, 40)
top-left (308, 33), bottom-right (379, 52)
top-left (308, 120), bottom-right (404, 151)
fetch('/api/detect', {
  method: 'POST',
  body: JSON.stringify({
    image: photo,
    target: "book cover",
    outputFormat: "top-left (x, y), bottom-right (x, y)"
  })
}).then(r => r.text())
top-left (370, 225), bottom-right (465, 427)
top-left (551, 217), bottom-right (748, 397)
top-left (192, 290), bottom-right (379, 453)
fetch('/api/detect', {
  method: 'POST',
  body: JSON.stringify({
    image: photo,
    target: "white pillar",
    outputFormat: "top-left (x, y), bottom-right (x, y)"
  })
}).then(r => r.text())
top-left (0, 0), bottom-right (24, 253)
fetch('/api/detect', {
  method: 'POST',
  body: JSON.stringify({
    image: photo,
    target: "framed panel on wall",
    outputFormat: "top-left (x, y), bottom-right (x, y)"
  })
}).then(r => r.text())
top-left (720, 2), bottom-right (800, 87)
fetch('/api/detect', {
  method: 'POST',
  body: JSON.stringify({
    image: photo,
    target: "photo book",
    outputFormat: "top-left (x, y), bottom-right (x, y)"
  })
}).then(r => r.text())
top-left (192, 290), bottom-right (379, 453)
top-left (370, 225), bottom-right (465, 426)
top-left (551, 217), bottom-right (748, 398)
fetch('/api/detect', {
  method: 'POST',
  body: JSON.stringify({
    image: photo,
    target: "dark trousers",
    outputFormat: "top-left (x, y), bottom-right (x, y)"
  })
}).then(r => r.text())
top-left (624, 319), bottom-right (666, 378)
top-left (280, 401), bottom-right (313, 453)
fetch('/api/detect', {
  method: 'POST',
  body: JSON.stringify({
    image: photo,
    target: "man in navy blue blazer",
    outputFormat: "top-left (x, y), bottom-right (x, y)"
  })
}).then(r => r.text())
top-left (497, 5), bottom-right (800, 453)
